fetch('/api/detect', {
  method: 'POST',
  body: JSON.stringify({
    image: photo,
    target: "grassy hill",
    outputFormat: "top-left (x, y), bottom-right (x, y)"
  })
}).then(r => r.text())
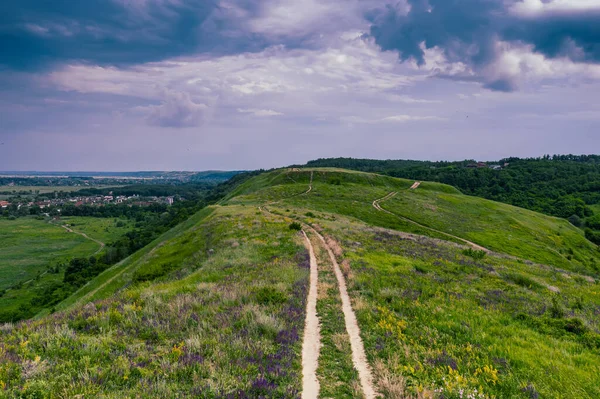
top-left (0, 168), bottom-right (598, 398)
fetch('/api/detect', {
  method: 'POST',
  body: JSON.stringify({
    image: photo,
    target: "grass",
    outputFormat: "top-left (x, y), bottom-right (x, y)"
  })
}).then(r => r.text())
top-left (310, 233), bottom-right (362, 398)
top-left (381, 187), bottom-right (598, 273)
top-left (0, 205), bottom-right (308, 398)
top-left (1, 167), bottom-right (599, 398)
top-left (230, 168), bottom-right (599, 275)
top-left (55, 216), bottom-right (134, 244)
top-left (0, 217), bottom-right (133, 318)
top-left (0, 218), bottom-right (95, 290)
top-left (304, 212), bottom-right (600, 398)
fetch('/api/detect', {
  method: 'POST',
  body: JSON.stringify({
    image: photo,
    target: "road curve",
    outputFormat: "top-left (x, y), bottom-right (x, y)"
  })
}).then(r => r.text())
top-left (373, 190), bottom-right (488, 252)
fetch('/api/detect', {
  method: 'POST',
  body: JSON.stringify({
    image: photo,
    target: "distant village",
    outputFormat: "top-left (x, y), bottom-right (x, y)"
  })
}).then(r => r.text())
top-left (0, 193), bottom-right (176, 211)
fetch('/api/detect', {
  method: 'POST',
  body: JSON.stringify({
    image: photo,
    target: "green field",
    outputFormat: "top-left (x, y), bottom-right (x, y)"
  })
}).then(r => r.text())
top-left (0, 218), bottom-right (95, 290)
top-left (0, 217), bottom-right (133, 318)
top-left (0, 168), bottom-right (598, 398)
top-left (56, 216), bottom-right (134, 245)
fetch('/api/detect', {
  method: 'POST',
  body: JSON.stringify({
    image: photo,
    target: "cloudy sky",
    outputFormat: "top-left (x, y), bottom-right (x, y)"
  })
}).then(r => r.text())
top-left (1, 0), bottom-right (599, 171)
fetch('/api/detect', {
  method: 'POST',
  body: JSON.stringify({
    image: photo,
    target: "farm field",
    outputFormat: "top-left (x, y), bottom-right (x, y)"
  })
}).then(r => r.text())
top-left (0, 168), bottom-right (598, 398)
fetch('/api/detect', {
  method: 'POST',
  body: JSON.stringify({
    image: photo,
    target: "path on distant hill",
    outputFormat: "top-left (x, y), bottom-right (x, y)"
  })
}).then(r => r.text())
top-left (300, 230), bottom-right (321, 399)
top-left (373, 188), bottom-right (488, 252)
top-left (59, 224), bottom-right (105, 255)
top-left (410, 181), bottom-right (421, 190)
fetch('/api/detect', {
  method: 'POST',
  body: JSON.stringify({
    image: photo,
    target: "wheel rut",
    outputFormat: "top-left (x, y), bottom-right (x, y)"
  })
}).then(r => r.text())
top-left (300, 230), bottom-right (322, 399)
top-left (260, 170), bottom-right (379, 398)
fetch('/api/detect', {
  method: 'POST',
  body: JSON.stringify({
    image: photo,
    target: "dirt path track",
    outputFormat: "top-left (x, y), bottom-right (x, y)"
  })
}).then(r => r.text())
top-left (60, 224), bottom-right (105, 255)
top-left (300, 231), bottom-right (321, 399)
top-left (306, 225), bottom-right (379, 399)
top-left (373, 189), bottom-right (488, 252)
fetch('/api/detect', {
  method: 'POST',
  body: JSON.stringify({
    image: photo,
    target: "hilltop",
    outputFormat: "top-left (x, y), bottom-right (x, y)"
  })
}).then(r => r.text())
top-left (0, 168), bottom-right (598, 398)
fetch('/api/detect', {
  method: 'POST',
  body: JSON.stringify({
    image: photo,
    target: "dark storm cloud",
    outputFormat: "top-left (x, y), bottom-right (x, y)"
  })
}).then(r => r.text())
top-left (505, 9), bottom-right (600, 62)
top-left (367, 0), bottom-right (600, 91)
top-left (0, 0), bottom-right (266, 71)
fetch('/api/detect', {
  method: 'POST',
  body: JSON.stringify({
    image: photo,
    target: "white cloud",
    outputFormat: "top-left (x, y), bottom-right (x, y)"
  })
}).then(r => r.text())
top-left (417, 40), bottom-right (600, 90)
top-left (381, 115), bottom-right (446, 122)
top-left (144, 91), bottom-right (208, 128)
top-left (511, 0), bottom-right (600, 17)
top-left (46, 34), bottom-right (420, 126)
top-left (237, 108), bottom-right (283, 117)
top-left (341, 114), bottom-right (445, 124)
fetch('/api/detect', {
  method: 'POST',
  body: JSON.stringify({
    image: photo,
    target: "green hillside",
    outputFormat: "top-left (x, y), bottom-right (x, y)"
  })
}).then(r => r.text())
top-left (0, 168), bottom-right (599, 398)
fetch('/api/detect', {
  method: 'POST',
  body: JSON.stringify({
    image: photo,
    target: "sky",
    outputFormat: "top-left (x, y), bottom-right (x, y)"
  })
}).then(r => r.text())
top-left (0, 0), bottom-right (599, 171)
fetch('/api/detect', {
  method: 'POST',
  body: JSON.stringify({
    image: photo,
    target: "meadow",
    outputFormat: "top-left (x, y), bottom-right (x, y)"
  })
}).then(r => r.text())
top-left (0, 217), bottom-right (133, 320)
top-left (0, 206), bottom-right (309, 398)
top-left (0, 167), bottom-right (598, 398)
top-left (231, 169), bottom-right (599, 275)
top-left (305, 212), bottom-right (600, 398)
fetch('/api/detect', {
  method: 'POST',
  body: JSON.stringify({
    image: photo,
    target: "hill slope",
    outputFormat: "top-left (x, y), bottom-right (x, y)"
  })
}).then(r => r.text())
top-left (0, 168), bottom-right (599, 399)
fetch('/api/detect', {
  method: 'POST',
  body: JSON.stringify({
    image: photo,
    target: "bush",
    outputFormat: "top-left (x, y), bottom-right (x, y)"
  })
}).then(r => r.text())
top-left (133, 263), bottom-right (176, 282)
top-left (585, 229), bottom-right (600, 245)
top-left (289, 222), bottom-right (302, 231)
top-left (503, 272), bottom-right (543, 290)
top-left (549, 295), bottom-right (565, 318)
top-left (568, 214), bottom-right (583, 227)
top-left (586, 214), bottom-right (600, 230)
top-left (255, 287), bottom-right (287, 305)
top-left (462, 248), bottom-right (486, 260)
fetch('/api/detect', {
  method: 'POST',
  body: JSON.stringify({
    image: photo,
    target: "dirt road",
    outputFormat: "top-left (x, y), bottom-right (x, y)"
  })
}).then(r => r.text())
top-left (373, 189), bottom-right (488, 252)
top-left (261, 173), bottom-right (378, 398)
top-left (59, 224), bottom-right (105, 255)
top-left (307, 226), bottom-right (379, 399)
top-left (300, 231), bottom-right (321, 399)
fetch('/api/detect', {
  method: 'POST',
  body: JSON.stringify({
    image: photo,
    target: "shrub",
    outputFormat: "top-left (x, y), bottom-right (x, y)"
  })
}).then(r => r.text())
top-left (586, 214), bottom-right (600, 230)
top-left (288, 222), bottom-right (302, 231)
top-left (549, 295), bottom-right (565, 318)
top-left (414, 265), bottom-right (428, 274)
top-left (328, 177), bottom-right (341, 185)
top-left (585, 228), bottom-right (600, 245)
top-left (255, 287), bottom-right (287, 305)
top-left (133, 263), bottom-right (176, 282)
top-left (462, 248), bottom-right (486, 260)
top-left (503, 272), bottom-right (543, 290)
